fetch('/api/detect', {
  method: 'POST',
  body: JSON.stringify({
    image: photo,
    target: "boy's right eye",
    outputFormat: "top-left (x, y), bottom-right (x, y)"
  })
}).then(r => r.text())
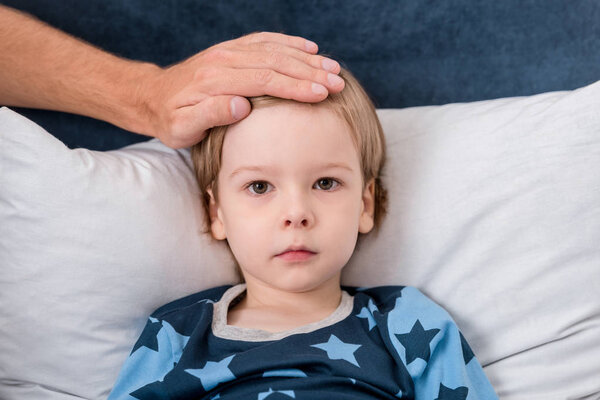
top-left (247, 181), bottom-right (272, 195)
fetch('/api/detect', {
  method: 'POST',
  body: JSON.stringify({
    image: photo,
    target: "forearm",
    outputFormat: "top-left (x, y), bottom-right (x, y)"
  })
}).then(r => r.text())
top-left (0, 5), bottom-right (161, 135)
top-left (1, 9), bottom-right (343, 148)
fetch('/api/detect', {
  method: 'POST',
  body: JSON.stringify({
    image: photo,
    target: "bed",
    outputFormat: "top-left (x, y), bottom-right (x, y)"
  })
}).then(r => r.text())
top-left (1, 1), bottom-right (599, 399)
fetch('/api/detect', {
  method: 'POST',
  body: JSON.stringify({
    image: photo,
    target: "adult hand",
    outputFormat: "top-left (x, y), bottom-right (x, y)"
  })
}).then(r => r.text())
top-left (140, 32), bottom-right (345, 149)
top-left (0, 6), bottom-right (343, 149)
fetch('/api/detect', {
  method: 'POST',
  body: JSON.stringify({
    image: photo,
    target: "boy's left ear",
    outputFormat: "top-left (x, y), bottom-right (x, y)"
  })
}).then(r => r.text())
top-left (359, 178), bottom-right (376, 234)
top-left (207, 187), bottom-right (227, 240)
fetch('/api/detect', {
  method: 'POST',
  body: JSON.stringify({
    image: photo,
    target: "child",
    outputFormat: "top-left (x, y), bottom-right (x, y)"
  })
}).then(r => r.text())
top-left (108, 67), bottom-right (498, 399)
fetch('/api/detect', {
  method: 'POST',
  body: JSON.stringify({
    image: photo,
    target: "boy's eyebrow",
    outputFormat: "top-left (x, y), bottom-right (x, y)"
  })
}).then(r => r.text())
top-left (229, 162), bottom-right (354, 178)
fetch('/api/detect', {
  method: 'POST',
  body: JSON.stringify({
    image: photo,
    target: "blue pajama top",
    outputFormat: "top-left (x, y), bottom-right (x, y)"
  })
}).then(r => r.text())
top-left (108, 284), bottom-right (498, 399)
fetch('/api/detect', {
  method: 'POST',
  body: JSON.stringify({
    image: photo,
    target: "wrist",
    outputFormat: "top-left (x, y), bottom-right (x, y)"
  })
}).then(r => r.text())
top-left (114, 62), bottom-right (165, 137)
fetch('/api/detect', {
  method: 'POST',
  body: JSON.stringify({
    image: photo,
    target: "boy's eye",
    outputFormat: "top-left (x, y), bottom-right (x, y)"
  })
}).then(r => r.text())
top-left (246, 178), bottom-right (340, 195)
top-left (247, 181), bottom-right (272, 195)
top-left (315, 178), bottom-right (339, 191)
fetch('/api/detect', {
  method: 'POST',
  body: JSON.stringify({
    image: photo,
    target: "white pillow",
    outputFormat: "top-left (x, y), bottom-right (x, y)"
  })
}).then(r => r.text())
top-left (0, 110), bottom-right (239, 399)
top-left (345, 84), bottom-right (600, 399)
top-left (1, 80), bottom-right (599, 399)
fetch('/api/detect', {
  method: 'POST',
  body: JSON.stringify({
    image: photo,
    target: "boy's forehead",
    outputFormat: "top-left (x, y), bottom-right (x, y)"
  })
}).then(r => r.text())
top-left (221, 102), bottom-right (359, 169)
top-left (225, 102), bottom-right (348, 143)
top-left (230, 101), bottom-right (334, 130)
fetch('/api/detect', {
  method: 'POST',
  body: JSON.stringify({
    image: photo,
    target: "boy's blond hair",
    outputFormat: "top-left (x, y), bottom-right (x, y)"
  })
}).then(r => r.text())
top-left (191, 67), bottom-right (387, 236)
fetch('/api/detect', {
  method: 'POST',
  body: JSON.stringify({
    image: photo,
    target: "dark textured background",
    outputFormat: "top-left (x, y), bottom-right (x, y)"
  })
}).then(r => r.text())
top-left (2, 0), bottom-right (600, 150)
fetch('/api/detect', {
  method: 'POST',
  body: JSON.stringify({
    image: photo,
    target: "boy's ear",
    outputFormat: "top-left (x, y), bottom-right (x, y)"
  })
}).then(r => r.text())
top-left (206, 187), bottom-right (227, 240)
top-left (359, 178), bottom-right (375, 234)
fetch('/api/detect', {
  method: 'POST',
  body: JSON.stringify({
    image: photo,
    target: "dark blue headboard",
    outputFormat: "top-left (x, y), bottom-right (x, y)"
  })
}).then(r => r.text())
top-left (2, 0), bottom-right (599, 150)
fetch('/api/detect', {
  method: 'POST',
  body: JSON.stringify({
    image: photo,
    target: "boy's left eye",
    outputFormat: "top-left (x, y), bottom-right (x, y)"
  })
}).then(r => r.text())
top-left (314, 178), bottom-right (340, 191)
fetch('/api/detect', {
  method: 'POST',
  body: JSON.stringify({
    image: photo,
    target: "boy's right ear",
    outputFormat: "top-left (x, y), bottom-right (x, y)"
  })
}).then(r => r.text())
top-left (206, 187), bottom-right (227, 240)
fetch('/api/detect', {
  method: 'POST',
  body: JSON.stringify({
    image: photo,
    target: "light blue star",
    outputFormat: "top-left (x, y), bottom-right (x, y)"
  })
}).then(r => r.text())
top-left (263, 369), bottom-right (307, 378)
top-left (396, 388), bottom-right (403, 398)
top-left (349, 378), bottom-right (356, 384)
top-left (311, 334), bottom-right (362, 367)
top-left (211, 395), bottom-right (221, 400)
top-left (109, 320), bottom-right (188, 398)
top-left (185, 355), bottom-right (236, 391)
top-left (258, 388), bottom-right (296, 399)
top-left (356, 307), bottom-right (376, 330)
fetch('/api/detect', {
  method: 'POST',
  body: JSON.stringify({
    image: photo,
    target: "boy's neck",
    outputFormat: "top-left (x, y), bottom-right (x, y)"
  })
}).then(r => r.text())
top-left (227, 276), bottom-right (343, 332)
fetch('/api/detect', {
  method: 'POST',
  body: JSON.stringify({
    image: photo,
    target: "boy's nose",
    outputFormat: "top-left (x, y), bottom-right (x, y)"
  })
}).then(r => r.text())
top-left (284, 214), bottom-right (311, 228)
top-left (282, 194), bottom-right (314, 229)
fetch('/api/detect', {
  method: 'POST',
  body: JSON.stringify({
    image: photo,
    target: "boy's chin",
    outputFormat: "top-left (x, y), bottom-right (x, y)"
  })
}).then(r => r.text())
top-left (268, 275), bottom-right (343, 294)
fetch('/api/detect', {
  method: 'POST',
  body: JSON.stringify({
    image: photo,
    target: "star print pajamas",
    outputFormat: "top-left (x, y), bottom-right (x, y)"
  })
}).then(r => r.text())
top-left (108, 285), bottom-right (498, 399)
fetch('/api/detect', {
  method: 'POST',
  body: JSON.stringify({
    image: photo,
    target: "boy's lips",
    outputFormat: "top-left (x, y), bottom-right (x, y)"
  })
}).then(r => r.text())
top-left (277, 250), bottom-right (316, 262)
top-left (275, 246), bottom-right (317, 261)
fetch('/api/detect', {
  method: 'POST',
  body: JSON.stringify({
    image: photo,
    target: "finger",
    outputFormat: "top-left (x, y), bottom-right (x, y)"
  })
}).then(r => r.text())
top-left (230, 95), bottom-right (251, 121)
top-left (173, 95), bottom-right (251, 146)
top-left (222, 35), bottom-right (340, 74)
top-left (198, 44), bottom-right (343, 95)
top-left (202, 67), bottom-right (343, 103)
top-left (200, 47), bottom-right (342, 97)
top-left (228, 47), bottom-right (343, 92)
top-left (242, 41), bottom-right (341, 75)
top-left (234, 31), bottom-right (320, 55)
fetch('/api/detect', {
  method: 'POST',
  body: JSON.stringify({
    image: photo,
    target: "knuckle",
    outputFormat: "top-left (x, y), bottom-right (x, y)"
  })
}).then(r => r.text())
top-left (314, 68), bottom-right (328, 83)
top-left (314, 54), bottom-right (329, 70)
top-left (296, 79), bottom-right (307, 94)
top-left (253, 31), bottom-right (270, 42)
top-left (204, 47), bottom-right (230, 63)
top-left (241, 31), bottom-right (266, 44)
top-left (301, 52), bottom-right (314, 65)
top-left (192, 67), bottom-right (207, 82)
top-left (259, 41), bottom-right (277, 54)
top-left (254, 69), bottom-right (274, 86)
top-left (265, 50), bottom-right (284, 67)
top-left (205, 99), bottom-right (221, 122)
top-left (193, 66), bottom-right (218, 83)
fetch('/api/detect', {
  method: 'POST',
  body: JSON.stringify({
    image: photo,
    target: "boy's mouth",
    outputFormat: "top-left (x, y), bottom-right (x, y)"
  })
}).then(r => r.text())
top-left (275, 246), bottom-right (317, 262)
top-left (276, 250), bottom-right (316, 262)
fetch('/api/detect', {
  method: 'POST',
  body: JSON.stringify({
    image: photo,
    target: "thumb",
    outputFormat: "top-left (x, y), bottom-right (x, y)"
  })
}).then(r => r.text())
top-left (195, 95), bottom-right (250, 127)
top-left (172, 95), bottom-right (251, 147)
top-left (229, 96), bottom-right (251, 122)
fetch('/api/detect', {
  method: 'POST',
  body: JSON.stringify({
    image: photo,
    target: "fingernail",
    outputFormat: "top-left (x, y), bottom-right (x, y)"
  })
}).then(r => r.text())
top-left (311, 82), bottom-right (327, 95)
top-left (305, 40), bottom-right (318, 52)
top-left (322, 58), bottom-right (338, 72)
top-left (327, 73), bottom-right (344, 87)
top-left (231, 96), bottom-right (247, 120)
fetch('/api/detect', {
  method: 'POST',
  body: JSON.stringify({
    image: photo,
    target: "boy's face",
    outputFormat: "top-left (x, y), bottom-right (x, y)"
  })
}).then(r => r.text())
top-left (207, 102), bottom-right (375, 294)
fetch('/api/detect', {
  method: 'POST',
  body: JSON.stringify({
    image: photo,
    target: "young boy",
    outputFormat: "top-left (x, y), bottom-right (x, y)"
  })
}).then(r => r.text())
top-left (108, 68), bottom-right (498, 399)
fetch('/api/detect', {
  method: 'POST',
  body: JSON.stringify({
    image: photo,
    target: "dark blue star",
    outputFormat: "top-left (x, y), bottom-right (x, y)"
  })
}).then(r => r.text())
top-left (395, 320), bottom-right (440, 364)
top-left (435, 383), bottom-right (468, 400)
top-left (130, 379), bottom-right (170, 399)
top-left (132, 318), bottom-right (162, 354)
top-left (459, 331), bottom-right (475, 365)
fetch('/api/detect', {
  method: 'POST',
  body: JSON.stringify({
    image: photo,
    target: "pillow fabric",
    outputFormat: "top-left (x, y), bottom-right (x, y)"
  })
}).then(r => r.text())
top-left (0, 109), bottom-right (239, 399)
top-left (345, 83), bottom-right (600, 399)
top-left (1, 80), bottom-right (599, 399)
